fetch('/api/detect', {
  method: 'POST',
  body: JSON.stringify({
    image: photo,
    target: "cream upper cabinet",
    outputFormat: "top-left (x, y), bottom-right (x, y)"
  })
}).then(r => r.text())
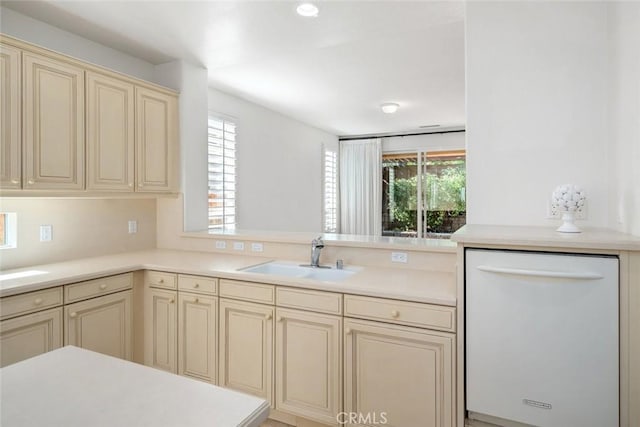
top-left (178, 292), bottom-right (218, 383)
top-left (344, 318), bottom-right (455, 427)
top-left (23, 51), bottom-right (84, 190)
top-left (65, 290), bottom-right (132, 360)
top-left (86, 71), bottom-right (134, 191)
top-left (0, 307), bottom-right (62, 368)
top-left (219, 298), bottom-right (274, 405)
top-left (275, 307), bottom-right (342, 425)
top-left (145, 287), bottom-right (178, 373)
top-left (135, 87), bottom-right (178, 193)
top-left (0, 42), bottom-right (21, 189)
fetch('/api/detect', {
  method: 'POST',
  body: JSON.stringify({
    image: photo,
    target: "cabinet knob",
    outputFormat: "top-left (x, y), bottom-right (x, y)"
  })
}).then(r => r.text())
top-left (391, 310), bottom-right (400, 318)
top-left (99, 284), bottom-right (107, 290)
top-left (128, 183), bottom-right (133, 188)
top-left (194, 283), bottom-right (200, 288)
top-left (194, 298), bottom-right (199, 303)
top-left (265, 313), bottom-right (272, 320)
top-left (70, 312), bottom-right (78, 318)
top-left (10, 179), bottom-right (19, 184)
top-left (33, 298), bottom-right (43, 305)
top-left (169, 298), bottom-right (175, 303)
top-left (277, 316), bottom-right (283, 322)
top-left (27, 179), bottom-right (34, 185)
top-left (345, 328), bottom-right (352, 335)
top-left (139, 183), bottom-right (144, 188)
top-left (159, 279), bottom-right (164, 284)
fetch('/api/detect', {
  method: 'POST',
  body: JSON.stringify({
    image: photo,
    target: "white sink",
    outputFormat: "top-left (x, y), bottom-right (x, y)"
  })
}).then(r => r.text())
top-left (240, 261), bottom-right (358, 282)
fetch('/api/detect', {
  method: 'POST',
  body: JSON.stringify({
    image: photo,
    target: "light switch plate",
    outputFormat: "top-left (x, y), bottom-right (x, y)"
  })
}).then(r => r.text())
top-left (215, 240), bottom-right (226, 249)
top-left (128, 220), bottom-right (137, 234)
top-left (233, 242), bottom-right (244, 251)
top-left (391, 252), bottom-right (408, 263)
top-left (39, 225), bottom-right (52, 242)
top-left (251, 242), bottom-right (264, 252)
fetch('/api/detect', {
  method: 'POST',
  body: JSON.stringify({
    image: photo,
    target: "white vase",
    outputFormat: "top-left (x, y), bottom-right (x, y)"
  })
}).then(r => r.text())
top-left (557, 212), bottom-right (581, 233)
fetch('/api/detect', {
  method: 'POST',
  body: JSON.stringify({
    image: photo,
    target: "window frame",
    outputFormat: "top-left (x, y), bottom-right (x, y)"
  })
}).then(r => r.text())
top-left (207, 114), bottom-right (237, 231)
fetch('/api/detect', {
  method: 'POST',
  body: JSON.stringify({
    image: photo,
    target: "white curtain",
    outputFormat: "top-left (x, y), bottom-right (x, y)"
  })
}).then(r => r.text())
top-left (339, 139), bottom-right (382, 235)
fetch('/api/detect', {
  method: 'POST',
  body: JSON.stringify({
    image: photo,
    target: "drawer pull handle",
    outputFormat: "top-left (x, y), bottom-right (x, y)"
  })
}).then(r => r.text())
top-left (34, 298), bottom-right (43, 305)
top-left (99, 284), bottom-right (107, 290)
top-left (194, 283), bottom-right (200, 288)
top-left (265, 314), bottom-right (272, 320)
top-left (345, 328), bottom-right (352, 335)
top-left (70, 312), bottom-right (77, 318)
top-left (391, 310), bottom-right (400, 318)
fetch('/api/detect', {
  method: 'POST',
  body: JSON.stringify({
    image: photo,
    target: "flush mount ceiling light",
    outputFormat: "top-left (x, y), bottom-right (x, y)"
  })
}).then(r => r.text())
top-left (296, 3), bottom-right (319, 17)
top-left (380, 103), bottom-right (400, 114)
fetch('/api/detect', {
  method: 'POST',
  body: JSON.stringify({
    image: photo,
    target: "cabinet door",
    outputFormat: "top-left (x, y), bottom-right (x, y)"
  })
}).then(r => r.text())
top-left (344, 319), bottom-right (455, 427)
top-left (0, 43), bottom-right (21, 188)
top-left (275, 307), bottom-right (342, 425)
top-left (0, 307), bottom-right (62, 367)
top-left (23, 51), bottom-right (84, 190)
top-left (178, 293), bottom-right (217, 383)
top-left (86, 71), bottom-right (134, 191)
top-left (219, 298), bottom-right (274, 405)
top-left (65, 291), bottom-right (132, 360)
top-left (145, 287), bottom-right (177, 373)
top-left (135, 87), bottom-right (177, 193)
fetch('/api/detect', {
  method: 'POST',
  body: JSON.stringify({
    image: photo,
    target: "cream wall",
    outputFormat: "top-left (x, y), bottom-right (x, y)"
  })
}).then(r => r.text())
top-left (608, 2), bottom-right (640, 236)
top-left (0, 199), bottom-right (156, 270)
top-left (465, 1), bottom-right (610, 228)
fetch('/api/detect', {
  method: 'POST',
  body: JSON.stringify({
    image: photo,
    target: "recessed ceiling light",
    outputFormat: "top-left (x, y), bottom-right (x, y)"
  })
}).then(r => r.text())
top-left (296, 3), bottom-right (319, 17)
top-left (380, 103), bottom-right (399, 114)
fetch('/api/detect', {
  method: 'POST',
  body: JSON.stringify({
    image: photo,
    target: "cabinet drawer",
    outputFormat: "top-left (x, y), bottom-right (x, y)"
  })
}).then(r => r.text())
top-left (276, 287), bottom-right (342, 315)
top-left (146, 271), bottom-right (177, 290)
top-left (64, 273), bottom-right (133, 303)
top-left (178, 275), bottom-right (217, 295)
top-left (219, 279), bottom-right (274, 304)
top-left (344, 295), bottom-right (455, 332)
top-left (0, 287), bottom-right (63, 320)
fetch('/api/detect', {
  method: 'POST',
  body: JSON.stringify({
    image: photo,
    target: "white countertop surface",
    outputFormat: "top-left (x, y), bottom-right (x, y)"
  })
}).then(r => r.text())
top-left (0, 249), bottom-right (456, 306)
top-left (0, 346), bottom-right (270, 427)
top-left (451, 224), bottom-right (640, 251)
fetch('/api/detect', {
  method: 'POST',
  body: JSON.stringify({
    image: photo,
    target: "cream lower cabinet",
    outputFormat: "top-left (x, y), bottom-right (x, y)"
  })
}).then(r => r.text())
top-left (64, 290), bottom-right (132, 360)
top-left (0, 307), bottom-right (63, 367)
top-left (178, 292), bottom-right (217, 383)
top-left (344, 318), bottom-right (455, 427)
top-left (144, 286), bottom-right (178, 373)
top-left (219, 298), bottom-right (274, 405)
top-left (275, 307), bottom-right (342, 425)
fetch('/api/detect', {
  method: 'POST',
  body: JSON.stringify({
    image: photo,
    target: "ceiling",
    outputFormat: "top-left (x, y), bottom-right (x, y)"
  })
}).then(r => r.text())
top-left (3, 1), bottom-right (465, 136)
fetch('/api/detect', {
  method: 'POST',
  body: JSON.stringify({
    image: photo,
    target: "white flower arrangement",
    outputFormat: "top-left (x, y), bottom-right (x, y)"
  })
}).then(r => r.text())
top-left (551, 184), bottom-right (586, 213)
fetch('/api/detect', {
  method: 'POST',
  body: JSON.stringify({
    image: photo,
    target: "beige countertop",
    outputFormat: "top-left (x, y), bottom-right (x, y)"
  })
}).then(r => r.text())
top-left (451, 224), bottom-right (640, 251)
top-left (0, 249), bottom-right (456, 306)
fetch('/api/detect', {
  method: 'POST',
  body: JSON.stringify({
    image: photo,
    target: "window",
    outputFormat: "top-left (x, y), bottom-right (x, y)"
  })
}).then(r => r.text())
top-left (0, 213), bottom-right (17, 249)
top-left (382, 150), bottom-right (466, 238)
top-left (208, 116), bottom-right (236, 230)
top-left (323, 149), bottom-right (338, 233)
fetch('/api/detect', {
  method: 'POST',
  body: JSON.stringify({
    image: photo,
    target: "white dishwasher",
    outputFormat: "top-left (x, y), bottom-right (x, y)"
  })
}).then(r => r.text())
top-left (465, 249), bottom-right (618, 427)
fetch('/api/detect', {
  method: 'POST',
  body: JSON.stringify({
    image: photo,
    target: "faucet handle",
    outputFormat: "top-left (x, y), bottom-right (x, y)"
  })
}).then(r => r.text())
top-left (312, 236), bottom-right (324, 245)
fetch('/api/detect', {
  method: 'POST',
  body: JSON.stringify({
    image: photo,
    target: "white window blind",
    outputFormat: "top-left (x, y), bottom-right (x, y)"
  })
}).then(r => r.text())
top-left (323, 149), bottom-right (338, 233)
top-left (208, 116), bottom-right (236, 230)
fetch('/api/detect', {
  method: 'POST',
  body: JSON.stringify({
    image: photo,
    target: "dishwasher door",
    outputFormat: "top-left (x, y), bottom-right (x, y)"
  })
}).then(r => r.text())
top-left (465, 249), bottom-right (618, 427)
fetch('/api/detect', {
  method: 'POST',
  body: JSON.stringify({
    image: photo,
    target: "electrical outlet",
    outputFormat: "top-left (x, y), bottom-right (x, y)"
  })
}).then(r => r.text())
top-left (251, 242), bottom-right (264, 252)
top-left (215, 240), bottom-right (226, 249)
top-left (39, 225), bottom-right (52, 242)
top-left (128, 220), bottom-right (137, 234)
top-left (233, 242), bottom-right (244, 251)
top-left (391, 252), bottom-right (408, 263)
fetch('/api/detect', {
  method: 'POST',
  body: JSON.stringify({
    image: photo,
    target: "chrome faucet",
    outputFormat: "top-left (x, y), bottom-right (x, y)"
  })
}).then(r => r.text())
top-left (310, 236), bottom-right (325, 268)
